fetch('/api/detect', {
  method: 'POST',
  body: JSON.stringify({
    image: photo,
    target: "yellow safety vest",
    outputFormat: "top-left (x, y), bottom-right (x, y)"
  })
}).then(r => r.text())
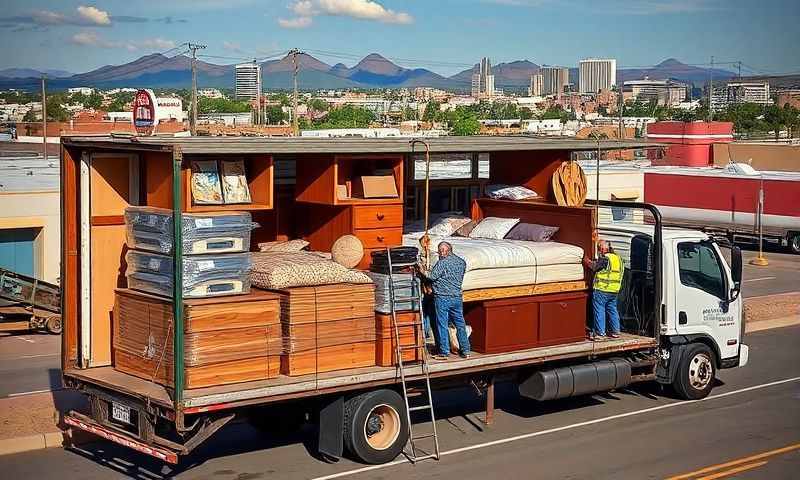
top-left (594, 253), bottom-right (623, 294)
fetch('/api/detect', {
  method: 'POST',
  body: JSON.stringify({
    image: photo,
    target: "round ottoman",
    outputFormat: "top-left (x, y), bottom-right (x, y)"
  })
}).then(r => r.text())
top-left (331, 234), bottom-right (364, 268)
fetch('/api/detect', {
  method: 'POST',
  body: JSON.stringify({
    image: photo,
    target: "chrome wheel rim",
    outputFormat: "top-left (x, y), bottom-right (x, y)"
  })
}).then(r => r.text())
top-left (689, 353), bottom-right (713, 390)
top-left (364, 404), bottom-right (400, 451)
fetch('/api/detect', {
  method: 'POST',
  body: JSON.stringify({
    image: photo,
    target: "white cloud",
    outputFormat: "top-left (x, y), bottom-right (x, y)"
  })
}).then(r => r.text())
top-left (76, 6), bottom-right (111, 25)
top-left (70, 31), bottom-right (175, 51)
top-left (223, 41), bottom-right (244, 52)
top-left (278, 16), bottom-right (313, 28)
top-left (279, 0), bottom-right (413, 28)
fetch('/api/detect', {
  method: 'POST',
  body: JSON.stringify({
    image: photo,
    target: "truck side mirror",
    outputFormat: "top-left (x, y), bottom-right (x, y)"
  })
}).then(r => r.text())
top-left (730, 246), bottom-right (742, 302)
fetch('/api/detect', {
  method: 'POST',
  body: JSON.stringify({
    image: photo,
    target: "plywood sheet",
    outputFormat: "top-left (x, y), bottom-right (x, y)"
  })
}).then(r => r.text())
top-left (90, 224), bottom-right (127, 366)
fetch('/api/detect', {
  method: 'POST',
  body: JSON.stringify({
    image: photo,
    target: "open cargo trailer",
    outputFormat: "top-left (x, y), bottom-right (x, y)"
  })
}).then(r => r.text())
top-left (60, 136), bottom-right (687, 466)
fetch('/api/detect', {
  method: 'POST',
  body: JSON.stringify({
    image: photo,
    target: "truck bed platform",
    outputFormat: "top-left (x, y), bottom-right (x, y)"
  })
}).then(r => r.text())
top-left (65, 333), bottom-right (655, 411)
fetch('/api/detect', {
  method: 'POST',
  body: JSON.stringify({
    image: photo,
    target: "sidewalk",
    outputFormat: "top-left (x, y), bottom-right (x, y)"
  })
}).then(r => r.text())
top-left (0, 294), bottom-right (797, 457)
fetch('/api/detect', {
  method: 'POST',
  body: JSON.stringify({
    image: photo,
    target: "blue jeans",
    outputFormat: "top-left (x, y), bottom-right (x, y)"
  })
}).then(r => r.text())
top-left (434, 295), bottom-right (470, 356)
top-left (422, 294), bottom-right (436, 340)
top-left (592, 290), bottom-right (621, 336)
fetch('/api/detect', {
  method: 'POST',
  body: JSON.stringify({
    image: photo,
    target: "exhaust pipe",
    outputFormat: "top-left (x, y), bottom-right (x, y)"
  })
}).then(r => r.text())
top-left (519, 359), bottom-right (632, 401)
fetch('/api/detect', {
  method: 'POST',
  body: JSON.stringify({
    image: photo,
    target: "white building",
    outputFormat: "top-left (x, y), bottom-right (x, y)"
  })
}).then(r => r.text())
top-left (529, 74), bottom-right (544, 96)
top-left (624, 79), bottom-right (687, 106)
top-left (711, 82), bottom-right (770, 112)
top-left (198, 88), bottom-right (224, 99)
top-left (579, 58), bottom-right (617, 94)
top-left (301, 128), bottom-right (403, 138)
top-left (540, 66), bottom-right (570, 96)
top-left (471, 57), bottom-right (495, 99)
top-left (235, 63), bottom-right (262, 100)
top-left (68, 87), bottom-right (94, 95)
top-left (154, 96), bottom-right (185, 122)
top-left (198, 112), bottom-right (252, 126)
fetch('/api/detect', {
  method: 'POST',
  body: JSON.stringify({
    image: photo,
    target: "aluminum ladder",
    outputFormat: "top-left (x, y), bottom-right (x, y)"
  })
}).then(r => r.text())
top-left (385, 248), bottom-right (440, 463)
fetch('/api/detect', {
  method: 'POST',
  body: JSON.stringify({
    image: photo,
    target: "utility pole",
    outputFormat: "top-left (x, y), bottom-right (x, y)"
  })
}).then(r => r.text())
top-left (617, 84), bottom-right (624, 140)
top-left (41, 75), bottom-right (47, 157)
top-left (707, 55), bottom-right (714, 122)
top-left (188, 43), bottom-right (207, 135)
top-left (289, 48), bottom-right (301, 136)
top-left (737, 61), bottom-right (742, 80)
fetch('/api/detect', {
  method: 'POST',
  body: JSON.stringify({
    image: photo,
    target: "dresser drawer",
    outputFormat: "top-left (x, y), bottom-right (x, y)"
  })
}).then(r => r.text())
top-left (354, 228), bottom-right (402, 249)
top-left (352, 205), bottom-right (403, 229)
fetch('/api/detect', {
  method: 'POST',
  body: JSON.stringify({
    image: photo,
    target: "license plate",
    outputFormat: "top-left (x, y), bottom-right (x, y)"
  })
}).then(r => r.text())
top-left (111, 402), bottom-right (132, 424)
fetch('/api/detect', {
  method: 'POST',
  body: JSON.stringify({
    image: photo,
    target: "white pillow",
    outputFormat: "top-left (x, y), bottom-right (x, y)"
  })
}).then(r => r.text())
top-left (487, 184), bottom-right (539, 200)
top-left (427, 215), bottom-right (471, 236)
top-left (469, 217), bottom-right (521, 240)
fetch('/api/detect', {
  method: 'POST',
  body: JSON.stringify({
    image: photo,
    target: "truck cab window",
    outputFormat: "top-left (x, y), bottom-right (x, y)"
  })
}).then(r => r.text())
top-left (677, 241), bottom-right (726, 299)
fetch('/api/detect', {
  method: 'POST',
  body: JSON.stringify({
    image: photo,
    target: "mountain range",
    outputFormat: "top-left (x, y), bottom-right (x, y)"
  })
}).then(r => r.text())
top-left (0, 53), bottom-right (736, 91)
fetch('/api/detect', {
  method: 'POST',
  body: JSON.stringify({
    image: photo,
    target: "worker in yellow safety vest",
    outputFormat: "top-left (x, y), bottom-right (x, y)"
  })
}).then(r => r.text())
top-left (583, 240), bottom-right (624, 341)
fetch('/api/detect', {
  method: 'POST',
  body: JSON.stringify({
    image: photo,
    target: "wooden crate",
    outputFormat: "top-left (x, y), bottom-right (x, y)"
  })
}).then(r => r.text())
top-left (283, 316), bottom-right (376, 353)
top-left (278, 283), bottom-right (375, 324)
top-left (375, 312), bottom-right (422, 366)
top-left (281, 341), bottom-right (376, 376)
top-left (113, 288), bottom-right (282, 389)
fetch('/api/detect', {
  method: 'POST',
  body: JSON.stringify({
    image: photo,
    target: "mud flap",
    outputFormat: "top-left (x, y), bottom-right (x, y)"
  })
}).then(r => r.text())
top-left (318, 395), bottom-right (344, 459)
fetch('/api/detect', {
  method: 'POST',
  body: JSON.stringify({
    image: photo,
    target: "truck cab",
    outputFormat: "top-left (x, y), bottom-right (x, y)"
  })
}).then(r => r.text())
top-left (600, 217), bottom-right (747, 400)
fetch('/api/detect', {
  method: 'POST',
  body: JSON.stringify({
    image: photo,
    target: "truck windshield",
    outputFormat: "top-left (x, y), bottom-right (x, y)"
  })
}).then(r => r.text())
top-left (677, 241), bottom-right (726, 300)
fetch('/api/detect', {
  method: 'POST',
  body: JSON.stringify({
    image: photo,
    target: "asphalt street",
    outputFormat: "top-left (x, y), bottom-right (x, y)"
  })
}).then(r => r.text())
top-left (0, 333), bottom-right (61, 397)
top-left (739, 249), bottom-right (800, 298)
top-left (0, 323), bottom-right (798, 479)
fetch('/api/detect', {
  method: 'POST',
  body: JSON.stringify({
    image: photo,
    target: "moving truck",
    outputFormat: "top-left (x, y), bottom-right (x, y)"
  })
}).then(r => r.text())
top-left (58, 137), bottom-right (748, 466)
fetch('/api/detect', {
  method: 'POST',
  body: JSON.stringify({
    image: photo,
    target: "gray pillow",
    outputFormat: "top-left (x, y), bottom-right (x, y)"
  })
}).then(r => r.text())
top-left (505, 223), bottom-right (559, 242)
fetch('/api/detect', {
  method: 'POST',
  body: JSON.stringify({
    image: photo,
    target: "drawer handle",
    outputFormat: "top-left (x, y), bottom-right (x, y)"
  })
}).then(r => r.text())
top-left (377, 236), bottom-right (385, 242)
top-left (376, 213), bottom-right (385, 220)
top-left (559, 302), bottom-right (567, 308)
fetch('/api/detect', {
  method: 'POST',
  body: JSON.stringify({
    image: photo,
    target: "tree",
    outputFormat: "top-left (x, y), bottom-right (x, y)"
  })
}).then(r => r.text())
top-left (422, 100), bottom-right (442, 122)
top-left (85, 92), bottom-right (103, 110)
top-left (450, 111), bottom-right (480, 136)
top-left (264, 105), bottom-right (287, 124)
top-left (307, 98), bottom-right (329, 112)
top-left (314, 105), bottom-right (376, 129)
top-left (107, 92), bottom-right (135, 112)
top-left (197, 97), bottom-right (251, 114)
top-left (762, 104), bottom-right (786, 140)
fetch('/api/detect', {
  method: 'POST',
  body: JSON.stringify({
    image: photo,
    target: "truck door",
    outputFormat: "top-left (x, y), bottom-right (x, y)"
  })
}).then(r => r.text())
top-left (673, 240), bottom-right (741, 360)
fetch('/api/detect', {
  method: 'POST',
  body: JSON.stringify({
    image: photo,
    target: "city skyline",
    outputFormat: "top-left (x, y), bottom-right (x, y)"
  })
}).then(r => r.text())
top-left (1, 0), bottom-right (798, 76)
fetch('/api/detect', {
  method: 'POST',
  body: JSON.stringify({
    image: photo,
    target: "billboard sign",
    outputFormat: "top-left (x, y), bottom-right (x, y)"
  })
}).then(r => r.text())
top-left (132, 89), bottom-right (156, 135)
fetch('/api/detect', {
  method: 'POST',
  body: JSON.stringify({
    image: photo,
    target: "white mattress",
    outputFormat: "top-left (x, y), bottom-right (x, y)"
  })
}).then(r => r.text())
top-left (403, 233), bottom-right (584, 270)
top-left (463, 264), bottom-right (585, 291)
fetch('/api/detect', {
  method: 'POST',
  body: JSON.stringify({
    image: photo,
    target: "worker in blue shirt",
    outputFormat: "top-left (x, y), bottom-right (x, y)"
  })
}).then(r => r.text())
top-left (423, 241), bottom-right (470, 360)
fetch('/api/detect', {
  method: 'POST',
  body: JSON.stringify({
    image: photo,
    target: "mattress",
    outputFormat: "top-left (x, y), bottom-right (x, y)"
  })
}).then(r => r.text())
top-left (403, 233), bottom-right (584, 270)
top-left (462, 264), bottom-right (585, 291)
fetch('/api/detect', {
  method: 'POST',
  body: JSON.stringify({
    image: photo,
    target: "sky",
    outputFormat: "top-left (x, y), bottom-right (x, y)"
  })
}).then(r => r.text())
top-left (1, 0), bottom-right (798, 76)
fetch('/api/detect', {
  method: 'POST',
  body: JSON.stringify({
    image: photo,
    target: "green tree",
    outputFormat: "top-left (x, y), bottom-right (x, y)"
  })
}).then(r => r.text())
top-left (314, 105), bottom-right (376, 129)
top-left (450, 110), bottom-right (480, 135)
top-left (307, 98), bottom-right (329, 112)
top-left (107, 92), bottom-right (135, 112)
top-left (197, 97), bottom-right (251, 114)
top-left (264, 105), bottom-right (287, 124)
top-left (85, 92), bottom-right (103, 109)
top-left (422, 100), bottom-right (442, 122)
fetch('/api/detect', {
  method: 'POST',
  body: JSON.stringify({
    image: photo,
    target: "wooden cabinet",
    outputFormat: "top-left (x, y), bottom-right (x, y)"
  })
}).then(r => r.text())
top-left (295, 154), bottom-right (403, 206)
top-left (352, 204), bottom-right (403, 229)
top-left (465, 291), bottom-right (588, 354)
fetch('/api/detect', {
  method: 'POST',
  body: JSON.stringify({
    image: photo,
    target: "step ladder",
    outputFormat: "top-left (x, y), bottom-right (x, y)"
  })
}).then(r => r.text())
top-left (385, 248), bottom-right (440, 463)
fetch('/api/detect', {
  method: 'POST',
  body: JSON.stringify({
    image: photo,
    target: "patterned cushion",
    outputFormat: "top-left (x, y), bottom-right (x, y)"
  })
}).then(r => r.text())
top-left (469, 217), bottom-right (521, 240)
top-left (427, 215), bottom-right (472, 236)
top-left (258, 239), bottom-right (310, 252)
top-left (250, 251), bottom-right (372, 290)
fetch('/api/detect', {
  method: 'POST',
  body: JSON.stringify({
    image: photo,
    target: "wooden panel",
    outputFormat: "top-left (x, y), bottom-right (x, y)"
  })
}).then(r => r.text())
top-left (278, 283), bottom-right (375, 324)
top-left (295, 153), bottom-right (336, 205)
top-left (375, 312), bottom-right (420, 336)
top-left (472, 198), bottom-right (595, 263)
top-left (284, 316), bottom-right (376, 352)
top-left (90, 224), bottom-right (128, 366)
top-left (538, 292), bottom-right (587, 346)
top-left (296, 203), bottom-right (351, 252)
top-left (61, 145), bottom-right (80, 367)
top-left (352, 204), bottom-right (403, 229)
top-left (462, 280), bottom-right (588, 303)
top-left (334, 154), bottom-right (404, 206)
top-left (90, 155), bottom-right (131, 216)
top-left (280, 341), bottom-right (376, 376)
top-left (465, 298), bottom-right (539, 354)
top-left (353, 227), bottom-right (402, 249)
top-left (144, 151), bottom-right (173, 209)
top-left (375, 312), bottom-right (421, 366)
top-left (185, 297), bottom-right (280, 333)
top-left (489, 150), bottom-right (565, 202)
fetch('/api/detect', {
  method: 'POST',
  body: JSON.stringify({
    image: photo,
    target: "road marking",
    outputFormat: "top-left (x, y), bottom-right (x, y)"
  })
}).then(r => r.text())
top-left (14, 336), bottom-right (35, 343)
top-left (666, 442), bottom-right (800, 480)
top-left (743, 276), bottom-right (776, 283)
top-left (309, 376), bottom-right (800, 480)
top-left (6, 388), bottom-right (55, 397)
top-left (696, 461), bottom-right (768, 480)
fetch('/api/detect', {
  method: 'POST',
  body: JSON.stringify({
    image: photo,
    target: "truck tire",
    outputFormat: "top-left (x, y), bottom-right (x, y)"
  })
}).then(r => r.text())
top-left (343, 389), bottom-right (408, 464)
top-left (673, 343), bottom-right (716, 400)
top-left (789, 233), bottom-right (800, 255)
top-left (45, 315), bottom-right (62, 335)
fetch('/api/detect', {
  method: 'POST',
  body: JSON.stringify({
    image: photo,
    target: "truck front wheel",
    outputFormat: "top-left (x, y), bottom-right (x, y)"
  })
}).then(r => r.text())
top-left (789, 233), bottom-right (800, 255)
top-left (673, 343), bottom-right (716, 400)
top-left (343, 389), bottom-right (409, 464)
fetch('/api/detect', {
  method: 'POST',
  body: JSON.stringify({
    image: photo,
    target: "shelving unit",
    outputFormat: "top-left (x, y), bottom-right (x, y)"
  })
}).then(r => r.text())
top-left (184, 154), bottom-right (274, 212)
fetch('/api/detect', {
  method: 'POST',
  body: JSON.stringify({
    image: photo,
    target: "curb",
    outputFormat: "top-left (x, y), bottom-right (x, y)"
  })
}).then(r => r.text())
top-left (746, 315), bottom-right (800, 333)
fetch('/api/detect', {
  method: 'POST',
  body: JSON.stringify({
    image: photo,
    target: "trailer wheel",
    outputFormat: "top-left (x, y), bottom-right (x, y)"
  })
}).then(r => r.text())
top-left (673, 343), bottom-right (716, 400)
top-left (789, 233), bottom-right (800, 255)
top-left (343, 389), bottom-right (408, 464)
top-left (45, 315), bottom-right (62, 335)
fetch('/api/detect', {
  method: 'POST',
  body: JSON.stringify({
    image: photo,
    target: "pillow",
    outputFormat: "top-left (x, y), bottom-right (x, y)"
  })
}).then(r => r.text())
top-left (505, 223), bottom-right (560, 242)
top-left (453, 220), bottom-right (478, 237)
top-left (468, 217), bottom-right (520, 240)
top-left (331, 234), bottom-right (364, 268)
top-left (258, 239), bottom-right (309, 252)
top-left (427, 215), bottom-right (471, 237)
top-left (487, 184), bottom-right (539, 201)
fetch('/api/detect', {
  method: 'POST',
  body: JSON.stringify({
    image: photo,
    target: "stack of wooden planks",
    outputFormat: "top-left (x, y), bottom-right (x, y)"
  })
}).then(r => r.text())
top-left (278, 283), bottom-right (377, 376)
top-left (375, 312), bottom-right (422, 366)
top-left (113, 289), bottom-right (282, 389)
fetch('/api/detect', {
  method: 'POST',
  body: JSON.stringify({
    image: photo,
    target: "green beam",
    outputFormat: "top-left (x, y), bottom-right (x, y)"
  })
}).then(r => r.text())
top-left (172, 147), bottom-right (185, 404)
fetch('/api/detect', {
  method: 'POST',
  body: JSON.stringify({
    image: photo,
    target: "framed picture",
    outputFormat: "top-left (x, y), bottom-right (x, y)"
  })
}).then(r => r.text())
top-left (190, 160), bottom-right (223, 204)
top-left (221, 159), bottom-right (252, 204)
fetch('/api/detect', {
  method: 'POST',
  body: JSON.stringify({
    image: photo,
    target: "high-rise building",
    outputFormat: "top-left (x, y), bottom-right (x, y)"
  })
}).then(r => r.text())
top-left (624, 79), bottom-right (687, 107)
top-left (579, 58), bottom-right (617, 94)
top-left (540, 66), bottom-right (569, 96)
top-left (529, 74), bottom-right (544, 96)
top-left (235, 62), bottom-right (262, 100)
top-left (471, 57), bottom-right (495, 99)
top-left (711, 82), bottom-right (770, 112)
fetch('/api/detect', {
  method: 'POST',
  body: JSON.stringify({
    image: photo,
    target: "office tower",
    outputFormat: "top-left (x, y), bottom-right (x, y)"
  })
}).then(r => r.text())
top-left (235, 62), bottom-right (262, 100)
top-left (529, 73), bottom-right (544, 96)
top-left (540, 66), bottom-right (569, 96)
top-left (579, 58), bottom-right (617, 94)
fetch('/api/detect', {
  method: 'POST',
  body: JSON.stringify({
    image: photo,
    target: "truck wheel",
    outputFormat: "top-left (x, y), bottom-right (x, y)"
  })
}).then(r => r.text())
top-left (673, 343), bottom-right (716, 400)
top-left (343, 389), bottom-right (408, 464)
top-left (789, 234), bottom-right (800, 255)
top-left (45, 315), bottom-right (62, 335)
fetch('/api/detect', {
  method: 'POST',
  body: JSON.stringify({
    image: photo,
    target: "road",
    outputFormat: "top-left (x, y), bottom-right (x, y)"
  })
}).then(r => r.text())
top-left (740, 249), bottom-right (800, 298)
top-left (0, 333), bottom-right (61, 397)
top-left (0, 324), bottom-right (798, 479)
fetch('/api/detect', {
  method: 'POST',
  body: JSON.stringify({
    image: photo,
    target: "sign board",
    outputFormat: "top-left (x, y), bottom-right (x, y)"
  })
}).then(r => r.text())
top-left (132, 89), bottom-right (156, 135)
